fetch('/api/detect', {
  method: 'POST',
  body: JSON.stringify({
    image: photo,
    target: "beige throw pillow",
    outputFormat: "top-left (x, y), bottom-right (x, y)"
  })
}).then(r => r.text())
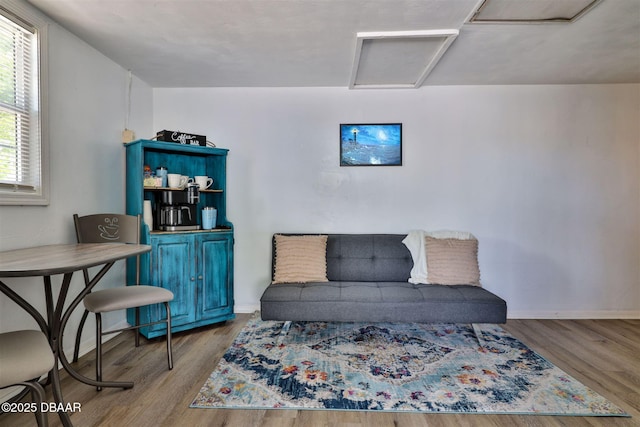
top-left (272, 235), bottom-right (328, 284)
top-left (425, 236), bottom-right (480, 286)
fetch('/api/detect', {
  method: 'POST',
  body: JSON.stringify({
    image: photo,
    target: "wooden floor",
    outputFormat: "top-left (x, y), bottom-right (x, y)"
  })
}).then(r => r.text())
top-left (2, 315), bottom-right (639, 427)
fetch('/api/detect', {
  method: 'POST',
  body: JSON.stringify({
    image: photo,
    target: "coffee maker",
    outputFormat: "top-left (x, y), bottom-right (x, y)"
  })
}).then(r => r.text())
top-left (156, 184), bottom-right (200, 231)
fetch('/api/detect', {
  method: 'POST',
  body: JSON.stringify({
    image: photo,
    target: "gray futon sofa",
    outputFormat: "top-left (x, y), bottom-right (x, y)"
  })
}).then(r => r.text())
top-left (260, 234), bottom-right (507, 323)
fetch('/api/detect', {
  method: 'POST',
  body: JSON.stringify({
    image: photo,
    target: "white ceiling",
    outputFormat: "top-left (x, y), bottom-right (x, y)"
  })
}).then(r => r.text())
top-left (25, 0), bottom-right (640, 88)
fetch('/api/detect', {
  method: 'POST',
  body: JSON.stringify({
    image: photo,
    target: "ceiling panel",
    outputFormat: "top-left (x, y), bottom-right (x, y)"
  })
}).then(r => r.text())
top-left (350, 30), bottom-right (458, 88)
top-left (469, 0), bottom-right (601, 23)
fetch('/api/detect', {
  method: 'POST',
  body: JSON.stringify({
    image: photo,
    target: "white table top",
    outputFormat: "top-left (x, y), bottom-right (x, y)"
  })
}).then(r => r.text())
top-left (0, 243), bottom-right (151, 277)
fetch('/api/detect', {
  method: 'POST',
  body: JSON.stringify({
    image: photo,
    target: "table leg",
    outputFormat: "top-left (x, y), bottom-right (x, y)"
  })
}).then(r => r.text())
top-left (43, 276), bottom-right (55, 386)
top-left (72, 270), bottom-right (93, 363)
top-left (43, 273), bottom-right (74, 427)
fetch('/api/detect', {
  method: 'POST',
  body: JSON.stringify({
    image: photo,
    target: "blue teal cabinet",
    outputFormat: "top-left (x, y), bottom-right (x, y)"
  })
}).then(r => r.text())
top-left (124, 140), bottom-right (235, 338)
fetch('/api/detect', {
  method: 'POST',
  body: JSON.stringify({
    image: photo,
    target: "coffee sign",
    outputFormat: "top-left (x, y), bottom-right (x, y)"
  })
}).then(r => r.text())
top-left (156, 130), bottom-right (206, 146)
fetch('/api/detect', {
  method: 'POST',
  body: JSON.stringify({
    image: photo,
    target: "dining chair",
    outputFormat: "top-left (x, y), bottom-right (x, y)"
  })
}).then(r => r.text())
top-left (72, 213), bottom-right (174, 391)
top-left (0, 330), bottom-right (55, 427)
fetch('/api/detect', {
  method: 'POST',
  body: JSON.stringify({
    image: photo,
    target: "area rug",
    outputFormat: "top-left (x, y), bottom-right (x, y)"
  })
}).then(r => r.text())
top-left (191, 315), bottom-right (628, 416)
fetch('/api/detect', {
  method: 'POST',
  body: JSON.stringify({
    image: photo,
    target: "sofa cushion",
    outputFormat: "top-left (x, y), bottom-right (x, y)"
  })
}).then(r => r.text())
top-left (272, 234), bottom-right (328, 284)
top-left (326, 234), bottom-right (412, 282)
top-left (425, 236), bottom-right (480, 285)
top-left (260, 282), bottom-right (507, 323)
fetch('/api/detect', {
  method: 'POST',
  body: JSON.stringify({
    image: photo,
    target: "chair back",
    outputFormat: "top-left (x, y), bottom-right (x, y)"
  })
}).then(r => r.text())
top-left (74, 213), bottom-right (140, 245)
top-left (74, 213), bottom-right (142, 283)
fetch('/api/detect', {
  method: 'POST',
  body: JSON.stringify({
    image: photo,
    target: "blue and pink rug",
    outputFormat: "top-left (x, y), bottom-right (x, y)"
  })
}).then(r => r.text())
top-left (191, 315), bottom-right (628, 416)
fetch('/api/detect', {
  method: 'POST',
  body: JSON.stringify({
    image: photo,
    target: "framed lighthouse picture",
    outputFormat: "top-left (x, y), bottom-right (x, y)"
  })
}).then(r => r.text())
top-left (339, 123), bottom-right (402, 166)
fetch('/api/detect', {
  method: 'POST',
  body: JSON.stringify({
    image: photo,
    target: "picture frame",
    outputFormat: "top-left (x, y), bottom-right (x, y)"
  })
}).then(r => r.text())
top-left (340, 123), bottom-right (402, 166)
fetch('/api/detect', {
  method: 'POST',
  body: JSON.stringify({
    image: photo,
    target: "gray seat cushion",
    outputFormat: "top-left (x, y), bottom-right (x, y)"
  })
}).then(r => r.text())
top-left (261, 281), bottom-right (507, 323)
top-left (0, 330), bottom-right (55, 387)
top-left (84, 285), bottom-right (174, 313)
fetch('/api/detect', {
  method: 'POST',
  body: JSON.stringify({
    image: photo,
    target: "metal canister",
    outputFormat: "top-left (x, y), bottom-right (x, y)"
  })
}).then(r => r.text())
top-left (186, 182), bottom-right (200, 204)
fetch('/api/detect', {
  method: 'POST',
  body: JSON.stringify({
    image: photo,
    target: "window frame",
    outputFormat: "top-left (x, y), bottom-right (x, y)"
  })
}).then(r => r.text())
top-left (0, 1), bottom-right (49, 206)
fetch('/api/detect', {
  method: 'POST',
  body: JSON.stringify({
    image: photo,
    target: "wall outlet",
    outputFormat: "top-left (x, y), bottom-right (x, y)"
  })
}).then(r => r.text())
top-left (122, 129), bottom-right (135, 143)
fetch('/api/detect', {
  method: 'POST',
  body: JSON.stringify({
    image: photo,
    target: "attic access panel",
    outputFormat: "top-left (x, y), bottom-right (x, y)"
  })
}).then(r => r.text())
top-left (469, 0), bottom-right (602, 23)
top-left (349, 30), bottom-right (459, 89)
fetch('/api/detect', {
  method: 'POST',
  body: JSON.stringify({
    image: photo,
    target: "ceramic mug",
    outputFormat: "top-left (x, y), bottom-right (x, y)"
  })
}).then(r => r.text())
top-left (167, 173), bottom-right (187, 189)
top-left (195, 175), bottom-right (213, 190)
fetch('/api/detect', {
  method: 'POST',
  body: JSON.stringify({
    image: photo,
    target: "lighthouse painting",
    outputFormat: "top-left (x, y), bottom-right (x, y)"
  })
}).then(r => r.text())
top-left (340, 123), bottom-right (402, 166)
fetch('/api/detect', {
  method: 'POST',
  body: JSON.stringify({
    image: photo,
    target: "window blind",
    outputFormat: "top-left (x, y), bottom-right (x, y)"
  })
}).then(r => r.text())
top-left (0, 10), bottom-right (40, 194)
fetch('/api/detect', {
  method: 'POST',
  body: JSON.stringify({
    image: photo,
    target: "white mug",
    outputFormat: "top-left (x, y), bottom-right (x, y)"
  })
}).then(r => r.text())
top-left (195, 176), bottom-right (213, 190)
top-left (167, 173), bottom-right (187, 189)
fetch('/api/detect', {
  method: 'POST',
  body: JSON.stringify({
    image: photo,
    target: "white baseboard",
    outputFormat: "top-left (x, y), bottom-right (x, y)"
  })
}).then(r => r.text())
top-left (235, 302), bottom-right (640, 320)
top-left (0, 386), bottom-right (25, 404)
top-left (234, 305), bottom-right (640, 319)
top-left (69, 319), bottom-right (129, 359)
top-left (234, 304), bottom-right (260, 314)
top-left (235, 305), bottom-right (640, 320)
top-left (508, 310), bottom-right (640, 319)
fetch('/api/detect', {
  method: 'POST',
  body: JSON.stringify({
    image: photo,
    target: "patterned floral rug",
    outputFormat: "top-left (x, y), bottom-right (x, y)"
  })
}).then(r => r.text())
top-left (191, 315), bottom-right (628, 416)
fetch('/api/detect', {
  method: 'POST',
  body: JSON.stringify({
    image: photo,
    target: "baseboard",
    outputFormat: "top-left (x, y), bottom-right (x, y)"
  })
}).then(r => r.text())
top-left (234, 304), bottom-right (260, 314)
top-left (508, 310), bottom-right (640, 319)
top-left (69, 319), bottom-right (129, 359)
top-left (0, 386), bottom-right (25, 405)
top-left (233, 305), bottom-right (640, 319)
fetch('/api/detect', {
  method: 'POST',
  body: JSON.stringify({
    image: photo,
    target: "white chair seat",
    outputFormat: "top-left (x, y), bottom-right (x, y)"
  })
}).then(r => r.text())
top-left (0, 330), bottom-right (55, 387)
top-left (83, 286), bottom-right (174, 313)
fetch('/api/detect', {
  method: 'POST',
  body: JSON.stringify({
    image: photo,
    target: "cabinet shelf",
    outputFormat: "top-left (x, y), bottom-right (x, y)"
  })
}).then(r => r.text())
top-left (144, 187), bottom-right (223, 193)
top-left (150, 226), bottom-right (232, 235)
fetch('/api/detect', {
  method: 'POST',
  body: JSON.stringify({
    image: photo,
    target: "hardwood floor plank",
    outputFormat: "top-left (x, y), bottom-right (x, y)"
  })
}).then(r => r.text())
top-left (502, 320), bottom-right (640, 425)
top-left (1, 316), bottom-right (638, 427)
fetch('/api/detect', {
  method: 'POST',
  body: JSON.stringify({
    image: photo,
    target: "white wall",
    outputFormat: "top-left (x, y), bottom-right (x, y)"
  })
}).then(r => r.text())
top-left (0, 3), bottom-right (153, 358)
top-left (153, 85), bottom-right (640, 318)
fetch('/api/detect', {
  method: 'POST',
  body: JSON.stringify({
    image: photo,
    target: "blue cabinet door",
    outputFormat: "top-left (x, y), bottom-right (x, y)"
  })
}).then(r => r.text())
top-left (131, 234), bottom-right (196, 336)
top-left (197, 232), bottom-right (234, 321)
top-left (152, 235), bottom-right (196, 327)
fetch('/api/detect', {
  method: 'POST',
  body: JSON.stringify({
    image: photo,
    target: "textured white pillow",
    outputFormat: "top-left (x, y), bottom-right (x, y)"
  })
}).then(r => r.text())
top-left (425, 236), bottom-right (481, 286)
top-left (403, 230), bottom-right (477, 284)
top-left (272, 235), bottom-right (328, 284)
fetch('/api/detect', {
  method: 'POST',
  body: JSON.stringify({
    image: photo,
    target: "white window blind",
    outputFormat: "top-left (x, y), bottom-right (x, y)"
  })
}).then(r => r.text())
top-left (0, 5), bottom-right (46, 205)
